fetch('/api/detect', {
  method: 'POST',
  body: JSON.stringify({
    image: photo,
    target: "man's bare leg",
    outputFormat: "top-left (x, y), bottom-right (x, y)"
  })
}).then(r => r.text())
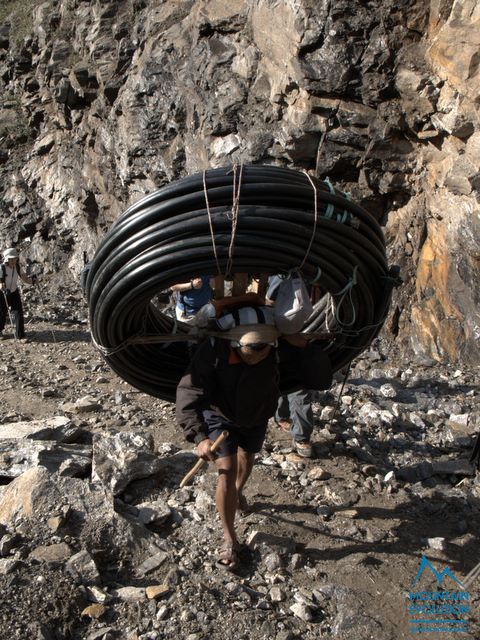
top-left (215, 454), bottom-right (238, 548)
top-left (236, 447), bottom-right (255, 511)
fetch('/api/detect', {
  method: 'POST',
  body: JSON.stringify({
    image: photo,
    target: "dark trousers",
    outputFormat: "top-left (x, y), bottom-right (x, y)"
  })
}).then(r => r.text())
top-left (276, 390), bottom-right (314, 443)
top-left (0, 289), bottom-right (25, 338)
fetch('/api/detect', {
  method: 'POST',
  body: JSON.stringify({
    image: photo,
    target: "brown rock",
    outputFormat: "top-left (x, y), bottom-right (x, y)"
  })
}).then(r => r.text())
top-left (427, 0), bottom-right (480, 101)
top-left (81, 603), bottom-right (106, 619)
top-left (145, 585), bottom-right (170, 600)
top-left (29, 542), bottom-right (73, 564)
top-left (0, 467), bottom-right (62, 526)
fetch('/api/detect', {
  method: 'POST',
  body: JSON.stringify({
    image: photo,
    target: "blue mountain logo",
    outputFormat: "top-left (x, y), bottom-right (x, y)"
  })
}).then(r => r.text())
top-left (413, 555), bottom-right (464, 588)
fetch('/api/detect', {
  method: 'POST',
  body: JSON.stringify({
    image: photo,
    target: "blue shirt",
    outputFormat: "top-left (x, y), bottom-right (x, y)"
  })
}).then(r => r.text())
top-left (176, 276), bottom-right (212, 316)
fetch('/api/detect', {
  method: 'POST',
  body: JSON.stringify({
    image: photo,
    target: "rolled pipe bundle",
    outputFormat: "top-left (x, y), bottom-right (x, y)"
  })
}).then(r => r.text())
top-left (87, 164), bottom-right (398, 401)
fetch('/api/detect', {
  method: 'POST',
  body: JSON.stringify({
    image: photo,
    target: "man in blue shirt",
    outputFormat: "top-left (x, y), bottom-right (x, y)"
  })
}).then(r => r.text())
top-left (170, 276), bottom-right (213, 323)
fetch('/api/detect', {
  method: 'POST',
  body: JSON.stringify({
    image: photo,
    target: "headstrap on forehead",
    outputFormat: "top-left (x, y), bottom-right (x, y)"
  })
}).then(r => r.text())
top-left (227, 323), bottom-right (280, 346)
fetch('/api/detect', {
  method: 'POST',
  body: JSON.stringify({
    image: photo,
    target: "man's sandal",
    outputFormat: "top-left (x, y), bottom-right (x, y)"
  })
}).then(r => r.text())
top-left (216, 543), bottom-right (240, 572)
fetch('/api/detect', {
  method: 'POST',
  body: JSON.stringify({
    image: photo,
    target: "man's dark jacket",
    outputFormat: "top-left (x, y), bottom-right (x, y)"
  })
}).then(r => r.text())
top-left (176, 337), bottom-right (332, 443)
top-left (176, 338), bottom-right (279, 443)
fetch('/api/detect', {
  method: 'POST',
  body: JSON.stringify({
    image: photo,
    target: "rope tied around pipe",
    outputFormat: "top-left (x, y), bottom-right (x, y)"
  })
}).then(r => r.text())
top-left (225, 162), bottom-right (243, 277)
top-left (203, 170), bottom-right (223, 276)
top-left (299, 171), bottom-right (319, 271)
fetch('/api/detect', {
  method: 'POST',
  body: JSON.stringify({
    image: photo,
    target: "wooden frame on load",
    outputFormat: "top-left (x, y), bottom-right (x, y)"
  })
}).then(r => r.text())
top-left (214, 273), bottom-right (269, 298)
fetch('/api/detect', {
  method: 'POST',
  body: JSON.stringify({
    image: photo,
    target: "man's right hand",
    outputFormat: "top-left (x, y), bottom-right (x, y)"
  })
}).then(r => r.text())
top-left (195, 438), bottom-right (217, 462)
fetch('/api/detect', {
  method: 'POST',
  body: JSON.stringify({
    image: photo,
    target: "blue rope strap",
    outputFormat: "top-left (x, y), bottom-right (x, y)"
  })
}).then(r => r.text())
top-left (323, 177), bottom-right (351, 224)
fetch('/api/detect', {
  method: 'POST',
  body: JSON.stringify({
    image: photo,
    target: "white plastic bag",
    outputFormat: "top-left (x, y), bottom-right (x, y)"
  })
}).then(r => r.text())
top-left (273, 273), bottom-right (313, 334)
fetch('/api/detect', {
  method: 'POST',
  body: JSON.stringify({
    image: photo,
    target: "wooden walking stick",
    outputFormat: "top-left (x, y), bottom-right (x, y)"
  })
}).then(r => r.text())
top-left (180, 430), bottom-right (228, 488)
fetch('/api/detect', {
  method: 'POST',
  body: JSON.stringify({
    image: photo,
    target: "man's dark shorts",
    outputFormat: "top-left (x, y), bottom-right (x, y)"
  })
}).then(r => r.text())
top-left (203, 410), bottom-right (268, 457)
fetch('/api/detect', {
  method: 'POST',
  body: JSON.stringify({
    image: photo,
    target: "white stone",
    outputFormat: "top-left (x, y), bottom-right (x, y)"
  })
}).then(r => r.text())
top-left (289, 602), bottom-right (313, 621)
top-left (320, 406), bottom-right (336, 421)
top-left (269, 586), bottom-right (285, 602)
top-left (380, 383), bottom-right (397, 398)
top-left (112, 586), bottom-right (146, 602)
top-left (210, 134), bottom-right (240, 157)
top-left (383, 471), bottom-right (395, 483)
top-left (447, 413), bottom-right (470, 428)
top-left (427, 537), bottom-right (447, 551)
top-left (0, 416), bottom-right (71, 439)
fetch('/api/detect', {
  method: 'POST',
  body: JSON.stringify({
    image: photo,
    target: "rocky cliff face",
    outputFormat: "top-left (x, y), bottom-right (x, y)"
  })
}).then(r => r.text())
top-left (0, 0), bottom-right (479, 365)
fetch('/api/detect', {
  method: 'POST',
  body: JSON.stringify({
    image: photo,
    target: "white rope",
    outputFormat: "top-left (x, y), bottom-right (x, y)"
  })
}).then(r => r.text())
top-left (226, 162), bottom-right (243, 277)
top-left (299, 171), bottom-right (319, 270)
top-left (203, 170), bottom-right (223, 276)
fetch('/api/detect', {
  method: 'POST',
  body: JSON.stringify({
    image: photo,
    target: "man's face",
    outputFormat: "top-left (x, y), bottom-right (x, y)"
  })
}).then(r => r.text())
top-left (237, 343), bottom-right (272, 365)
top-left (7, 258), bottom-right (17, 267)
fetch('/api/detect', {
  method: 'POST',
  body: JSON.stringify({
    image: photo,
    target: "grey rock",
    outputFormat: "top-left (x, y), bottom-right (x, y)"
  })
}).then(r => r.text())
top-left (289, 602), bottom-right (313, 621)
top-left (136, 501), bottom-right (172, 525)
top-left (324, 487), bottom-right (360, 508)
top-left (396, 461), bottom-right (433, 483)
top-left (0, 416), bottom-right (71, 440)
top-left (445, 414), bottom-right (476, 447)
top-left (432, 458), bottom-right (474, 477)
top-left (29, 542), bottom-right (73, 564)
top-left (380, 383), bottom-right (397, 398)
top-left (86, 628), bottom-right (115, 640)
top-left (0, 533), bottom-right (18, 557)
top-left (112, 586), bottom-right (146, 602)
top-left (0, 558), bottom-right (19, 575)
top-left (92, 431), bottom-right (162, 495)
top-left (0, 439), bottom-right (92, 478)
top-left (290, 553), bottom-right (304, 570)
top-left (247, 530), bottom-right (296, 555)
top-left (86, 586), bottom-right (111, 604)
top-left (61, 396), bottom-right (103, 413)
top-left (269, 586), bottom-right (285, 602)
top-left (66, 549), bottom-right (101, 586)
top-left (263, 552), bottom-right (283, 572)
top-left (136, 550), bottom-right (169, 576)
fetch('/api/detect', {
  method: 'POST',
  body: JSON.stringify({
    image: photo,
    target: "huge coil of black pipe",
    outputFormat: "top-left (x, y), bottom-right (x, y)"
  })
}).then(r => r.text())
top-left (87, 164), bottom-right (398, 401)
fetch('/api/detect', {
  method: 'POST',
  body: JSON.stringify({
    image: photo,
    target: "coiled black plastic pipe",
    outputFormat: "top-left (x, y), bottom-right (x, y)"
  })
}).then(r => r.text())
top-left (87, 165), bottom-right (398, 401)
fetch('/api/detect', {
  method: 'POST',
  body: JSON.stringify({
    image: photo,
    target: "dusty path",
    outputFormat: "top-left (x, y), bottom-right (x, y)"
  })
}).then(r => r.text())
top-left (0, 316), bottom-right (479, 639)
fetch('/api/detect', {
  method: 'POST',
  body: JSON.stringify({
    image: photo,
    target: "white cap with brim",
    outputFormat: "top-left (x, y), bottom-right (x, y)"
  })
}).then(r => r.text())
top-left (3, 248), bottom-right (19, 260)
top-left (227, 323), bottom-right (280, 347)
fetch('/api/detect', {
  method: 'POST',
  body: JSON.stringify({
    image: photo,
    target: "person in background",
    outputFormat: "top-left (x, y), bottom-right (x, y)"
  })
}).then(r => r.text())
top-left (275, 390), bottom-right (314, 458)
top-left (266, 274), bottom-right (315, 458)
top-left (170, 276), bottom-right (213, 323)
top-left (0, 247), bottom-right (36, 341)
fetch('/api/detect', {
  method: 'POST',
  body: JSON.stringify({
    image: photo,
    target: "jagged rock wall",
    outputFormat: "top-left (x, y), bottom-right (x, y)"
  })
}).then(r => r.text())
top-left (0, 0), bottom-right (479, 365)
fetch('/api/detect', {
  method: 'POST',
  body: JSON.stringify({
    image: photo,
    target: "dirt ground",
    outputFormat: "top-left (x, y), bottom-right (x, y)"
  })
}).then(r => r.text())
top-left (0, 307), bottom-right (479, 640)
